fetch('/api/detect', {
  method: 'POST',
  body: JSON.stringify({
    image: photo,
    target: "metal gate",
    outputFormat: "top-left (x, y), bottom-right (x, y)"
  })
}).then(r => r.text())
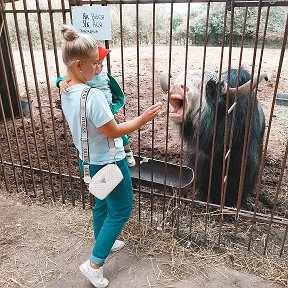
top-left (0, 0), bottom-right (287, 259)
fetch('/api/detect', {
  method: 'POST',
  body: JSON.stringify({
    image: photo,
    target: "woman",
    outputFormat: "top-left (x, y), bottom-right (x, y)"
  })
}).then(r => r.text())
top-left (60, 24), bottom-right (163, 288)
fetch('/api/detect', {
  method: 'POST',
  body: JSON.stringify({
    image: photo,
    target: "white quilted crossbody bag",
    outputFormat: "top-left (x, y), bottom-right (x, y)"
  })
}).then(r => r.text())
top-left (81, 87), bottom-right (123, 200)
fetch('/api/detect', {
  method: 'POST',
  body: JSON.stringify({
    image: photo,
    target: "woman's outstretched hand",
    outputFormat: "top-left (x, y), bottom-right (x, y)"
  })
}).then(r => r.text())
top-left (98, 101), bottom-right (164, 139)
top-left (141, 101), bottom-right (164, 124)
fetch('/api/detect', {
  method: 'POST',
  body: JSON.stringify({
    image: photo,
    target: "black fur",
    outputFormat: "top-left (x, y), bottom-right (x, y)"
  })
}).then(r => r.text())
top-left (183, 68), bottom-right (265, 207)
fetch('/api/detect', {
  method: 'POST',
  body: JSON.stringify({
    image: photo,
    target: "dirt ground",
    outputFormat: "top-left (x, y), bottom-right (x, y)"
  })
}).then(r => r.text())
top-left (12, 45), bottom-right (288, 214)
top-left (0, 46), bottom-right (287, 287)
top-left (0, 189), bottom-right (286, 288)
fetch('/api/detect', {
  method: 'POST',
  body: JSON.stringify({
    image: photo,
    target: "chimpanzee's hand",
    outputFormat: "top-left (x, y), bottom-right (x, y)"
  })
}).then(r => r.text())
top-left (59, 78), bottom-right (71, 94)
top-left (114, 112), bottom-right (125, 123)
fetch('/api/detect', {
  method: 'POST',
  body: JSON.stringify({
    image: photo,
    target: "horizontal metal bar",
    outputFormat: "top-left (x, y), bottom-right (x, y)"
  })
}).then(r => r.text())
top-left (2, 161), bottom-right (287, 226)
top-left (134, 188), bottom-right (288, 227)
top-left (3, 0), bottom-right (21, 3)
top-left (232, 1), bottom-right (288, 7)
top-left (75, 0), bottom-right (288, 6)
top-left (2, 0), bottom-right (288, 14)
top-left (3, 9), bottom-right (70, 13)
top-left (1, 161), bottom-right (81, 181)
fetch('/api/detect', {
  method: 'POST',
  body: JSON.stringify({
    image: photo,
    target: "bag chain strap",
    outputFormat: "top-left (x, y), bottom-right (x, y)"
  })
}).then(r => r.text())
top-left (80, 88), bottom-right (91, 183)
top-left (80, 87), bottom-right (117, 184)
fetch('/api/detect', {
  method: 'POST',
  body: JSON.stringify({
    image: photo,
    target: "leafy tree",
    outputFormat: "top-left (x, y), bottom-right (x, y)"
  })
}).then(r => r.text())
top-left (4, 1), bottom-right (288, 48)
top-left (172, 12), bottom-right (184, 32)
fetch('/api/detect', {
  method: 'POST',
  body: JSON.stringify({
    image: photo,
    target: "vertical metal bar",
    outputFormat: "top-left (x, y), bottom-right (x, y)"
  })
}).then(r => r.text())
top-left (68, 0), bottom-right (74, 22)
top-left (240, 5), bottom-right (269, 208)
top-left (21, 0), bottom-right (55, 200)
top-left (0, 0), bottom-right (20, 193)
top-left (189, 1), bottom-right (210, 237)
top-left (60, 0), bottom-right (79, 205)
top-left (62, 118), bottom-right (76, 205)
top-left (101, 0), bottom-right (111, 74)
top-left (248, 12), bottom-right (288, 251)
top-left (171, 0), bottom-right (182, 233)
top-left (79, 169), bottom-right (86, 209)
top-left (150, 0), bottom-right (156, 227)
top-left (8, 0), bottom-right (42, 197)
top-left (119, 1), bottom-right (125, 109)
top-left (47, 0), bottom-right (67, 203)
top-left (264, 139), bottom-right (288, 254)
top-left (86, 0), bottom-right (96, 208)
top-left (163, 0), bottom-right (174, 230)
top-left (230, 4), bottom-right (248, 233)
top-left (0, 39), bottom-right (28, 193)
top-left (0, 138), bottom-right (9, 191)
top-left (47, 0), bottom-right (60, 77)
top-left (0, 92), bottom-right (16, 193)
top-left (0, 3), bottom-right (29, 193)
top-left (175, 0), bottom-right (191, 235)
top-left (136, 0), bottom-right (141, 222)
top-left (35, 0), bottom-right (67, 202)
top-left (221, 2), bottom-right (239, 210)
top-left (118, 0), bottom-right (127, 210)
top-left (205, 2), bottom-right (228, 235)
top-left (237, 0), bottom-right (263, 212)
top-left (280, 225), bottom-right (288, 257)
top-left (118, 1), bottom-right (128, 216)
top-left (3, 5), bottom-right (33, 176)
top-left (217, 0), bottom-right (235, 244)
top-left (61, 0), bottom-right (67, 24)
top-left (0, 84), bottom-right (19, 192)
top-left (0, 0), bottom-right (4, 35)
top-left (235, 5), bottom-right (270, 236)
top-left (76, 4), bottom-right (87, 208)
top-left (239, 1), bottom-right (265, 246)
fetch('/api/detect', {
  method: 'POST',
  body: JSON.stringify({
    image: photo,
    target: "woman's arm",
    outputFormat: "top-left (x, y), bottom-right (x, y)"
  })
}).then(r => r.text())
top-left (98, 102), bottom-right (163, 139)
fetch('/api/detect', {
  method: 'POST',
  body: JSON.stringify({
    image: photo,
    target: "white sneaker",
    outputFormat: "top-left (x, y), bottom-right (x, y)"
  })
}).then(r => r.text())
top-left (79, 260), bottom-right (109, 288)
top-left (111, 240), bottom-right (125, 252)
top-left (126, 151), bottom-right (136, 167)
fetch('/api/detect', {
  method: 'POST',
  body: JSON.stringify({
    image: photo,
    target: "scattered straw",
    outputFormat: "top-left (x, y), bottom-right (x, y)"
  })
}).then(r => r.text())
top-left (0, 188), bottom-right (287, 287)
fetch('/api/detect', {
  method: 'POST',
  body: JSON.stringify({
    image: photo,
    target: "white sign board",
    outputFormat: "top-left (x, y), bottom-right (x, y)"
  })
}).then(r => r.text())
top-left (71, 6), bottom-right (111, 40)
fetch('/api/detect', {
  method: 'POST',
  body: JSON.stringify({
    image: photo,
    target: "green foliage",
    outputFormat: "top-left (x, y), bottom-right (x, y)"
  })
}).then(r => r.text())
top-left (3, 2), bottom-right (287, 49)
top-left (172, 12), bottom-right (184, 32)
top-left (4, 1), bottom-right (67, 49)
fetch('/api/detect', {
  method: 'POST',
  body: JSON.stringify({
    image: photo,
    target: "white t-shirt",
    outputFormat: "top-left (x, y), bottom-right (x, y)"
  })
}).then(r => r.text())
top-left (61, 84), bottom-right (125, 165)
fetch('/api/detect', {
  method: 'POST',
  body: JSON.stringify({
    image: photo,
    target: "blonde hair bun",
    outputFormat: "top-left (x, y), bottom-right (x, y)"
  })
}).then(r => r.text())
top-left (61, 24), bottom-right (97, 68)
top-left (61, 24), bottom-right (79, 42)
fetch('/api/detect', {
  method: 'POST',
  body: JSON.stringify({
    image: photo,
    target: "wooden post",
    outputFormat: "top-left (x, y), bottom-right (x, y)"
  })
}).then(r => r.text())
top-left (0, 12), bottom-right (19, 119)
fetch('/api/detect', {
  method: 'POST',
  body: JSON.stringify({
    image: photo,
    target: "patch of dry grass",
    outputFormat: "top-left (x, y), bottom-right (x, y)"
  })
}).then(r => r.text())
top-left (122, 216), bottom-right (288, 287)
top-left (0, 187), bottom-right (287, 287)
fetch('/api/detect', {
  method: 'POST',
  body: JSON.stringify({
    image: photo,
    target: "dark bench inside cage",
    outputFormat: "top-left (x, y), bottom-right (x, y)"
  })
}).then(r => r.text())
top-left (276, 93), bottom-right (288, 106)
top-left (129, 156), bottom-right (194, 193)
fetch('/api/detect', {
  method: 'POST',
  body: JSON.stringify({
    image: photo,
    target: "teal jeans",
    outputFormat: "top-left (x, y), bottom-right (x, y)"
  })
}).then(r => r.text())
top-left (121, 134), bottom-right (130, 147)
top-left (80, 158), bottom-right (133, 265)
